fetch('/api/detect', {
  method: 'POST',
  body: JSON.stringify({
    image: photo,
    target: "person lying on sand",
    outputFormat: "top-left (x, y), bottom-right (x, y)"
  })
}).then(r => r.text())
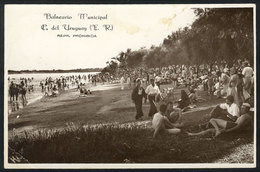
top-left (197, 95), bottom-right (240, 131)
top-left (152, 104), bottom-right (181, 138)
top-left (187, 103), bottom-right (253, 137)
top-left (209, 95), bottom-right (239, 121)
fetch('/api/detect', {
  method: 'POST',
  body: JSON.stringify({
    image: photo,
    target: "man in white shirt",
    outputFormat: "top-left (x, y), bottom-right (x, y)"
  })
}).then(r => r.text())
top-left (145, 79), bottom-right (160, 117)
top-left (152, 104), bottom-right (181, 138)
top-left (242, 61), bottom-right (253, 94)
top-left (209, 95), bottom-right (240, 122)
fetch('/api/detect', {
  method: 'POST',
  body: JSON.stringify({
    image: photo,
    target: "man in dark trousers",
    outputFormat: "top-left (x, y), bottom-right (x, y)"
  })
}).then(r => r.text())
top-left (132, 78), bottom-right (146, 120)
top-left (145, 78), bottom-right (160, 117)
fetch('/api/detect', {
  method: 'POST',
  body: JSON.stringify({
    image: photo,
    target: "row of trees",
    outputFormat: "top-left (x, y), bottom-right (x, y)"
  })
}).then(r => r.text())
top-left (102, 8), bottom-right (253, 74)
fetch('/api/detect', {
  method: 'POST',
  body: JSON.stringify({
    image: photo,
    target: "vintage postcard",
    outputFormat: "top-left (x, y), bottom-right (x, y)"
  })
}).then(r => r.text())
top-left (4, 4), bottom-right (256, 169)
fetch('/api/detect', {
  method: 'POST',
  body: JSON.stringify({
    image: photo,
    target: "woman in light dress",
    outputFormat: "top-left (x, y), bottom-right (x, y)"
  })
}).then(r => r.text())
top-left (120, 75), bottom-right (125, 90)
top-left (221, 68), bottom-right (230, 97)
top-left (227, 68), bottom-right (239, 106)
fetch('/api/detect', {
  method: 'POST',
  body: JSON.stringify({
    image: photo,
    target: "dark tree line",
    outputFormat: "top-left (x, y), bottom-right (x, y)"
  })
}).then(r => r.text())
top-left (102, 8), bottom-right (253, 74)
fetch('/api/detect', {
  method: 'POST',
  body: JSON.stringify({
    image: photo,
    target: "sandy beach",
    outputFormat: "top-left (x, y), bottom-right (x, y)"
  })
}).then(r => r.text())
top-left (7, 83), bottom-right (254, 164)
top-left (8, 82), bottom-right (223, 136)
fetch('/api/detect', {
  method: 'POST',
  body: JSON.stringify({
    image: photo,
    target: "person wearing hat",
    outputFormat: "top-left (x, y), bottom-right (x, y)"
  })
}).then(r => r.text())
top-left (187, 103), bottom-right (253, 137)
top-left (131, 78), bottom-right (146, 120)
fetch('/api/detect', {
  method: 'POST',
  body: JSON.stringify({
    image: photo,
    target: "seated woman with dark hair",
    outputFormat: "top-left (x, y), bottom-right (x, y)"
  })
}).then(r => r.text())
top-left (176, 90), bottom-right (190, 110)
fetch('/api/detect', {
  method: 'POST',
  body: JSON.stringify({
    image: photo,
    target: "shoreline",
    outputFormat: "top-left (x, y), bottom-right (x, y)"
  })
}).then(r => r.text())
top-left (8, 81), bottom-right (120, 115)
top-left (8, 82), bottom-right (124, 134)
top-left (8, 83), bottom-right (223, 136)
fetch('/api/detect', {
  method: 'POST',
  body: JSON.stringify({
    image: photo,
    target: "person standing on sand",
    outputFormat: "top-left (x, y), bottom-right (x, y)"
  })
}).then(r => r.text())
top-left (131, 78), bottom-right (146, 120)
top-left (242, 61), bottom-right (253, 95)
top-left (9, 81), bottom-right (15, 101)
top-left (145, 78), bottom-right (160, 117)
top-left (227, 67), bottom-right (239, 106)
top-left (221, 68), bottom-right (230, 98)
top-left (155, 75), bottom-right (161, 89)
top-left (127, 75), bottom-right (131, 89)
top-left (120, 75), bottom-right (125, 90)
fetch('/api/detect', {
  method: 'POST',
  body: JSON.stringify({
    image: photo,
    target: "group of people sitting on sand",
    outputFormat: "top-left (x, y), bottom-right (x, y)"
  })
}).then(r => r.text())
top-left (78, 84), bottom-right (92, 96)
top-left (131, 75), bottom-right (253, 139)
top-left (130, 59), bottom-right (254, 138)
top-left (132, 78), bottom-right (203, 120)
top-left (152, 95), bottom-right (253, 139)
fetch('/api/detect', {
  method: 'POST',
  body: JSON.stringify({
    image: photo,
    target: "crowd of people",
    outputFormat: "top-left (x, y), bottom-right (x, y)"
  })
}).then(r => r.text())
top-left (8, 58), bottom-right (254, 139)
top-left (8, 79), bottom-right (33, 104)
top-left (128, 59), bottom-right (254, 138)
top-left (8, 74), bottom-right (100, 111)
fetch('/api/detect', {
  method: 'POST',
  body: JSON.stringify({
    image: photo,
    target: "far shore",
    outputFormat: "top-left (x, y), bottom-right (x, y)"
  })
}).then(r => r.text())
top-left (8, 69), bottom-right (102, 74)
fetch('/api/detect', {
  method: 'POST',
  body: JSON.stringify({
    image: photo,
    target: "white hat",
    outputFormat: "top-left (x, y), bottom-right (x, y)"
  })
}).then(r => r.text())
top-left (242, 103), bottom-right (251, 108)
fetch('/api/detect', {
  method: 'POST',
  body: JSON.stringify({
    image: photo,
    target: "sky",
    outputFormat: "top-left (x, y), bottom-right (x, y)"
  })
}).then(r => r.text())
top-left (5, 5), bottom-right (197, 70)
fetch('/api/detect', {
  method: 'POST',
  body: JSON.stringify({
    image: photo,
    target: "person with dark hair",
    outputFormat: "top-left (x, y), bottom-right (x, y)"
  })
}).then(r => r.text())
top-left (172, 71), bottom-right (178, 88)
top-left (207, 72), bottom-right (214, 96)
top-left (19, 84), bottom-right (27, 106)
top-left (145, 78), bottom-right (160, 117)
top-left (9, 81), bottom-right (15, 101)
top-left (209, 95), bottom-right (240, 121)
top-left (131, 78), bottom-right (146, 120)
top-left (152, 104), bottom-right (181, 138)
top-left (177, 90), bottom-right (190, 109)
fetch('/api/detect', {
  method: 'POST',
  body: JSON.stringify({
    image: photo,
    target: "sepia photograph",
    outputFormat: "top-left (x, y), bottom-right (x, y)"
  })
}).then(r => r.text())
top-left (4, 4), bottom-right (256, 169)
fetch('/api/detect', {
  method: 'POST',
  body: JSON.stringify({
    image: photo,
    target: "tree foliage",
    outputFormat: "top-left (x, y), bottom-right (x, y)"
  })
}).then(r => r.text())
top-left (102, 8), bottom-right (253, 73)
